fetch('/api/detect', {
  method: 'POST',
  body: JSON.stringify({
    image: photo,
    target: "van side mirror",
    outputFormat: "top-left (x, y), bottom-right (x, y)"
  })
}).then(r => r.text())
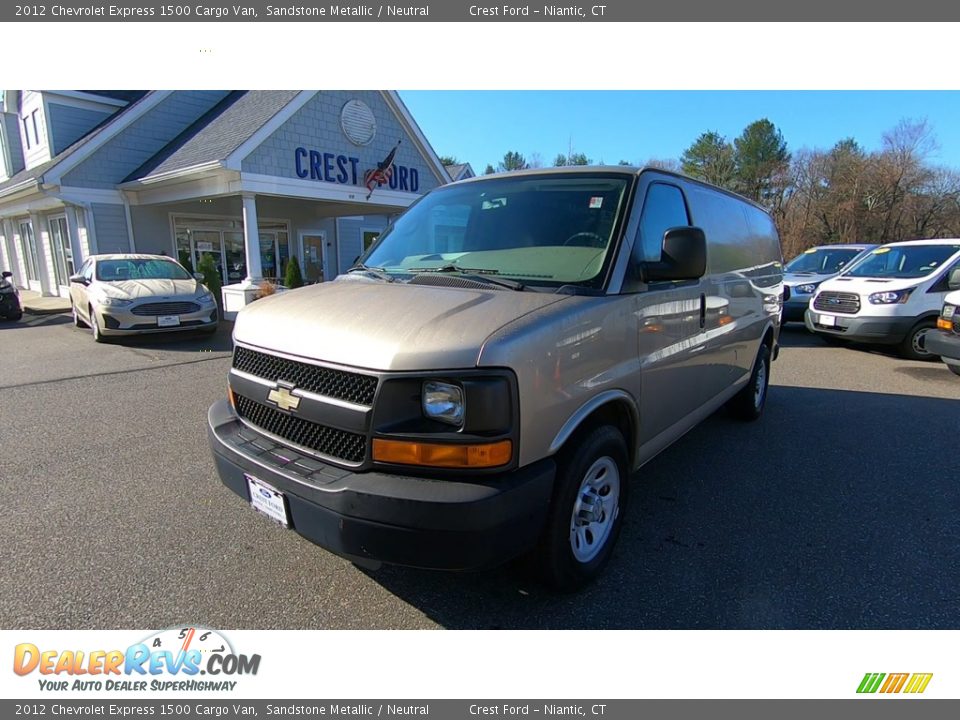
top-left (69, 273), bottom-right (87, 285)
top-left (948, 267), bottom-right (960, 291)
top-left (193, 272), bottom-right (205, 281)
top-left (1, 271), bottom-right (12, 279)
top-left (643, 226), bottom-right (707, 282)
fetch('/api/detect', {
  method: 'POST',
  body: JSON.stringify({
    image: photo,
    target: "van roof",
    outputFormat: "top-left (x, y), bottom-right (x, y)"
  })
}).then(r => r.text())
top-left (880, 239), bottom-right (960, 247)
top-left (450, 165), bottom-right (771, 214)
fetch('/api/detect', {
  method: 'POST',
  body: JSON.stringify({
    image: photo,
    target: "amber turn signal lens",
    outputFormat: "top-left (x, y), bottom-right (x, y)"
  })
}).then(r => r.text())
top-left (938, 318), bottom-right (953, 330)
top-left (227, 384), bottom-right (237, 410)
top-left (372, 439), bottom-right (512, 468)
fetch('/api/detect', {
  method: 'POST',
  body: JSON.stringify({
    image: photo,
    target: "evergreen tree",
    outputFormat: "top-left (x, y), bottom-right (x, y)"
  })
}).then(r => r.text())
top-left (284, 256), bottom-right (304, 289)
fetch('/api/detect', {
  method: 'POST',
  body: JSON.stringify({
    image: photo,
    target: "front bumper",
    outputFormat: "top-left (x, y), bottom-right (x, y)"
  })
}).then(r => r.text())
top-left (925, 329), bottom-right (960, 365)
top-left (207, 399), bottom-right (555, 571)
top-left (804, 309), bottom-right (916, 344)
top-left (782, 298), bottom-right (812, 322)
top-left (97, 302), bottom-right (218, 335)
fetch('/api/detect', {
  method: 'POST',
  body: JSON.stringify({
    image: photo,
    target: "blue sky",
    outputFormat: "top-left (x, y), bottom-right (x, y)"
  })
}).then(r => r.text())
top-left (399, 91), bottom-right (960, 172)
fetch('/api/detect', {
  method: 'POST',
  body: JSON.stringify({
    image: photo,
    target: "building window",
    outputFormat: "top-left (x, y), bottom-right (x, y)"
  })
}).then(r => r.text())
top-left (22, 118), bottom-right (31, 149)
top-left (30, 110), bottom-right (40, 146)
top-left (18, 221), bottom-right (39, 281)
top-left (362, 230), bottom-right (379, 253)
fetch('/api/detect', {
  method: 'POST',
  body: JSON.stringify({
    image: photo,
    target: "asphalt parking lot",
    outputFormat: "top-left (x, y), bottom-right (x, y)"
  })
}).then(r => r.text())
top-left (1, 315), bottom-right (958, 629)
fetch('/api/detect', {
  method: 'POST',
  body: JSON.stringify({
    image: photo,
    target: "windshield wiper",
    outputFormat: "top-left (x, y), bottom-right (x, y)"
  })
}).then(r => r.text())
top-left (346, 264), bottom-right (394, 282)
top-left (408, 264), bottom-right (525, 291)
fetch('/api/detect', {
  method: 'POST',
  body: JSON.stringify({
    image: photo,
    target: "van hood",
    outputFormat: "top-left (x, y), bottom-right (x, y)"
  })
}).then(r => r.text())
top-left (233, 277), bottom-right (570, 371)
top-left (818, 275), bottom-right (923, 294)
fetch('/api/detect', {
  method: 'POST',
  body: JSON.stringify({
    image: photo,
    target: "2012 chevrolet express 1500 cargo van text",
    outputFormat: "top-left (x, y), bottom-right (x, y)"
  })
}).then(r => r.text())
top-left (208, 167), bottom-right (784, 589)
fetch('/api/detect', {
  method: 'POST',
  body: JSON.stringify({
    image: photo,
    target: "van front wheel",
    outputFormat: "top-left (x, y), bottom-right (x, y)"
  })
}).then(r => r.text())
top-left (899, 319), bottom-right (937, 361)
top-left (727, 342), bottom-right (771, 422)
top-left (538, 425), bottom-right (628, 591)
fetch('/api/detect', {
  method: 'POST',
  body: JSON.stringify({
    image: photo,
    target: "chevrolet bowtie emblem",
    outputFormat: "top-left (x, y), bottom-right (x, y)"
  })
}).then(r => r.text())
top-left (267, 385), bottom-right (300, 411)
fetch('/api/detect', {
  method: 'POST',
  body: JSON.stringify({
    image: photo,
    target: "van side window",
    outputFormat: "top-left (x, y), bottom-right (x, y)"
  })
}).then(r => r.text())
top-left (635, 183), bottom-right (690, 264)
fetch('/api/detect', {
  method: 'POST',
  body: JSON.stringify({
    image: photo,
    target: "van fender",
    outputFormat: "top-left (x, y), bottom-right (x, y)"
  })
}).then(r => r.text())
top-left (548, 389), bottom-right (640, 456)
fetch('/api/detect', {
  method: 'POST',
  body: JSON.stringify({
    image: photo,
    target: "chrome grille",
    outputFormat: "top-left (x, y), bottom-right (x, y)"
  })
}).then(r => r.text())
top-left (234, 394), bottom-right (366, 464)
top-left (813, 291), bottom-right (860, 315)
top-left (233, 346), bottom-right (377, 406)
top-left (131, 301), bottom-right (200, 316)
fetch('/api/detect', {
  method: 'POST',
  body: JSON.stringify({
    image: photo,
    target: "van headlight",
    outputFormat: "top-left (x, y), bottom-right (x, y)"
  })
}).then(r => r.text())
top-left (422, 381), bottom-right (464, 427)
top-left (868, 289), bottom-right (913, 304)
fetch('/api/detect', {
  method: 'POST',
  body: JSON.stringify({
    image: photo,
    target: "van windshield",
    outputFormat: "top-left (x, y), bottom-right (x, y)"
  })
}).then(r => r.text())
top-left (786, 247), bottom-right (863, 274)
top-left (360, 174), bottom-right (631, 288)
top-left (844, 244), bottom-right (960, 279)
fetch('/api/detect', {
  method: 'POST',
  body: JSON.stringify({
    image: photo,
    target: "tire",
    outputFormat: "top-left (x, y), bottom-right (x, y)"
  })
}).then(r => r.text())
top-left (948, 364), bottom-right (960, 377)
top-left (898, 319), bottom-right (938, 361)
top-left (89, 305), bottom-right (108, 343)
top-left (537, 425), bottom-right (629, 591)
top-left (727, 342), bottom-right (771, 422)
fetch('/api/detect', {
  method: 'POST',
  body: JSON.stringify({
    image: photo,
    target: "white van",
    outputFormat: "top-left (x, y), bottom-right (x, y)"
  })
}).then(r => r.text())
top-left (805, 239), bottom-right (960, 359)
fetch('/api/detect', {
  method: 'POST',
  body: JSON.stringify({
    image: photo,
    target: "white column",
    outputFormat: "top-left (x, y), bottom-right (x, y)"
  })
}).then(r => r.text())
top-left (29, 212), bottom-right (54, 297)
top-left (241, 193), bottom-right (262, 283)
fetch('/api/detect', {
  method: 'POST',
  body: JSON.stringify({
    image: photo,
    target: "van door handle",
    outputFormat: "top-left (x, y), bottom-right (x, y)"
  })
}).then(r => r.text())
top-left (699, 293), bottom-right (706, 329)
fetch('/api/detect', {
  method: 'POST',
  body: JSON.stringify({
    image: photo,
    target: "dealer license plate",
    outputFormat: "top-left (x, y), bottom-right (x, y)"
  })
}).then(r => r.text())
top-left (157, 315), bottom-right (181, 327)
top-left (818, 314), bottom-right (836, 327)
top-left (246, 474), bottom-right (289, 527)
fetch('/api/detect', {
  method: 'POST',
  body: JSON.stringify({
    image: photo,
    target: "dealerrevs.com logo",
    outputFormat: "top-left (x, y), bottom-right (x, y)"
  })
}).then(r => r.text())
top-left (857, 673), bottom-right (933, 694)
top-left (13, 627), bottom-right (261, 692)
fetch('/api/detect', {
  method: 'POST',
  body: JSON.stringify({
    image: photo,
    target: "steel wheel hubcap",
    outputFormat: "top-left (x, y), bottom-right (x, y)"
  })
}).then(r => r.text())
top-left (912, 329), bottom-right (930, 356)
top-left (754, 358), bottom-right (767, 407)
top-left (569, 456), bottom-right (620, 564)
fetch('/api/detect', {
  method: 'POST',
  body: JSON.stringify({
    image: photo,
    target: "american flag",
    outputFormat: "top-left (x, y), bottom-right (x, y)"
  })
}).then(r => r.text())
top-left (364, 141), bottom-right (400, 199)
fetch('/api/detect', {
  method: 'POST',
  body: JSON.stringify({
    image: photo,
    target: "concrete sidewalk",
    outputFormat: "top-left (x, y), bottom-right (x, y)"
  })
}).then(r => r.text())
top-left (20, 289), bottom-right (72, 315)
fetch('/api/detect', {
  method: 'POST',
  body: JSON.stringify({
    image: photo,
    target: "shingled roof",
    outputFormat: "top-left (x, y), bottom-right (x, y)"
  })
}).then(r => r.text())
top-left (124, 90), bottom-right (301, 182)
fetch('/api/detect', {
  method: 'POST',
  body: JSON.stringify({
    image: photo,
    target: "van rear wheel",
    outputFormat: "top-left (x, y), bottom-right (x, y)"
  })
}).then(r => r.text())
top-left (538, 425), bottom-right (628, 591)
top-left (727, 342), bottom-right (771, 422)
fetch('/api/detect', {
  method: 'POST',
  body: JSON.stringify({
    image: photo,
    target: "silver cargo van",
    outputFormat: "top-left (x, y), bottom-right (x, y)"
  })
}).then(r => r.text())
top-left (208, 167), bottom-right (784, 589)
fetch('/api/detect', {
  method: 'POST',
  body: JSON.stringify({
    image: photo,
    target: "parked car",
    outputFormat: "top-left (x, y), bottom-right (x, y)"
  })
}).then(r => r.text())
top-left (781, 244), bottom-right (876, 322)
top-left (805, 239), bottom-right (960, 359)
top-left (925, 275), bottom-right (960, 376)
top-left (69, 254), bottom-right (218, 342)
top-left (207, 167), bottom-right (783, 589)
top-left (0, 270), bottom-right (22, 321)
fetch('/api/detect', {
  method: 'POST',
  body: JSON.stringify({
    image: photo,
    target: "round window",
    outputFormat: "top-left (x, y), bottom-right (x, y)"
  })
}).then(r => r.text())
top-left (340, 100), bottom-right (377, 146)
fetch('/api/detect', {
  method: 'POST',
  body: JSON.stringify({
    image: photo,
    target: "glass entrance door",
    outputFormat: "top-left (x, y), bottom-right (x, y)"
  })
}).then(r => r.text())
top-left (301, 233), bottom-right (325, 283)
top-left (223, 231), bottom-right (246, 283)
top-left (49, 216), bottom-right (75, 293)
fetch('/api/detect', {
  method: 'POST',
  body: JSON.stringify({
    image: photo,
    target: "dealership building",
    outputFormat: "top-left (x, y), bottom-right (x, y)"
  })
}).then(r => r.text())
top-left (0, 90), bottom-right (450, 304)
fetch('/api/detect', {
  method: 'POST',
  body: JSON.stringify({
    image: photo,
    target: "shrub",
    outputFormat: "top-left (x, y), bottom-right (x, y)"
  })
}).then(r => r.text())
top-left (284, 256), bottom-right (304, 289)
top-left (255, 280), bottom-right (277, 300)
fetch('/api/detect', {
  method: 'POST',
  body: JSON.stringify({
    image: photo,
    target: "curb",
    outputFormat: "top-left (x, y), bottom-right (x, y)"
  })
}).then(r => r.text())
top-left (23, 305), bottom-right (72, 316)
